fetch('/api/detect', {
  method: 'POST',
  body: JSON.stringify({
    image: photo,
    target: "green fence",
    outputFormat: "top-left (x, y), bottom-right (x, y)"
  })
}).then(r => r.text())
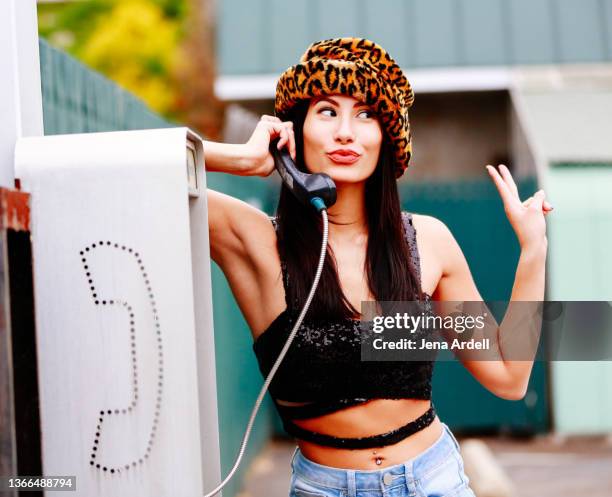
top-left (39, 39), bottom-right (170, 134)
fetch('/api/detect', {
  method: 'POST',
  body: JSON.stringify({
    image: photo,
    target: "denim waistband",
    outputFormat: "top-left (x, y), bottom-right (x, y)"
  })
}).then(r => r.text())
top-left (290, 422), bottom-right (461, 494)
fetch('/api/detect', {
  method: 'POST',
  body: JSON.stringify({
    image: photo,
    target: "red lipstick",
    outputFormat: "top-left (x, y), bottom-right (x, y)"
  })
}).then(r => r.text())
top-left (327, 149), bottom-right (361, 165)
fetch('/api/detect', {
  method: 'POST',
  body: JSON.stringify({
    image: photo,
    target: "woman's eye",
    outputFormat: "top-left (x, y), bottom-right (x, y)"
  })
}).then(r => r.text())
top-left (318, 107), bottom-right (374, 118)
top-left (319, 107), bottom-right (336, 117)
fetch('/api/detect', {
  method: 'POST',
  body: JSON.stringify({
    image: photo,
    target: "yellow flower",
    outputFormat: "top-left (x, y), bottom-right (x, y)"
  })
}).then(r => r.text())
top-left (79, 0), bottom-right (180, 114)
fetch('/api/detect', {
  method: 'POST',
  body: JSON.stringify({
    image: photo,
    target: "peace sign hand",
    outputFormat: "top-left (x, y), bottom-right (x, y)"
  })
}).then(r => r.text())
top-left (486, 164), bottom-right (552, 251)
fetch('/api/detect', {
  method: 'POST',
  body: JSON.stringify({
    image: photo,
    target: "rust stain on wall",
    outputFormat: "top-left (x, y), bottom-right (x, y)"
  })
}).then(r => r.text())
top-left (0, 188), bottom-right (31, 231)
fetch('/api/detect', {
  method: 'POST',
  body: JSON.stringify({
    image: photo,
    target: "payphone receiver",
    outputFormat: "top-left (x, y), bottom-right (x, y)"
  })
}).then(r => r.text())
top-left (269, 138), bottom-right (336, 212)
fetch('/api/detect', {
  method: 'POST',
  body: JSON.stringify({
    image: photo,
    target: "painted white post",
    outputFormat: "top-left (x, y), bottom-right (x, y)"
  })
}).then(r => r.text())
top-left (0, 0), bottom-right (44, 186)
top-left (0, 1), bottom-right (42, 489)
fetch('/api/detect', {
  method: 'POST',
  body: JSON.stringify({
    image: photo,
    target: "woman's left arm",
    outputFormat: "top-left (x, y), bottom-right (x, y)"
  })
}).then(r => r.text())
top-left (429, 164), bottom-right (552, 400)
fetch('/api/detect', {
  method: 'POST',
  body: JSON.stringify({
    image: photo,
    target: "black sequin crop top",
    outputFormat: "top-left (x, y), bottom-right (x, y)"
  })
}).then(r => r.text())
top-left (252, 212), bottom-right (438, 449)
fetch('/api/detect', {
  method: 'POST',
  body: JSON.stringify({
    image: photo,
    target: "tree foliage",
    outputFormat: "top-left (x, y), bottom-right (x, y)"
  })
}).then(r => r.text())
top-left (38, 0), bottom-right (187, 117)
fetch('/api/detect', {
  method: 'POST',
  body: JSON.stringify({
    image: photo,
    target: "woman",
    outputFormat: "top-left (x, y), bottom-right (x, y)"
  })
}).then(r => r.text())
top-left (204, 38), bottom-right (551, 497)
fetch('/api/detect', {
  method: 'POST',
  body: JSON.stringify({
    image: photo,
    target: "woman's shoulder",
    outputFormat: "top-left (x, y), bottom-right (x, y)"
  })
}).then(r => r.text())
top-left (404, 211), bottom-right (451, 238)
top-left (403, 212), bottom-right (454, 295)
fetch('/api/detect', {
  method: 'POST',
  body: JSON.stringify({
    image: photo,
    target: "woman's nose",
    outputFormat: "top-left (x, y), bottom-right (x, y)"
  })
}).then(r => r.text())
top-left (333, 115), bottom-right (355, 143)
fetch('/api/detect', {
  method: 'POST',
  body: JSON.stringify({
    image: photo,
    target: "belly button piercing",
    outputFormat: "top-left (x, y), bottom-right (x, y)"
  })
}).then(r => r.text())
top-left (375, 457), bottom-right (382, 465)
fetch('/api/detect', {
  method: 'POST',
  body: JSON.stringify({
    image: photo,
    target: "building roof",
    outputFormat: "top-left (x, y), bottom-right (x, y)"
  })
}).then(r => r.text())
top-left (218, 0), bottom-right (612, 76)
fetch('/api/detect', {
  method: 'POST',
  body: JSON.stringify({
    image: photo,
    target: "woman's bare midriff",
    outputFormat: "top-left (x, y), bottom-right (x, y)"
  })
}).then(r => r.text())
top-left (287, 398), bottom-right (443, 469)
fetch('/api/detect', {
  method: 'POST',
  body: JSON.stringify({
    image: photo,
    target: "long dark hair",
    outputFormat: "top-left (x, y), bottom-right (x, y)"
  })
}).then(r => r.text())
top-left (275, 99), bottom-right (424, 320)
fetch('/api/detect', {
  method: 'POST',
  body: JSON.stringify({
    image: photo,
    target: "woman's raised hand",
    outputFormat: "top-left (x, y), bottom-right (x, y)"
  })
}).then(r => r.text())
top-left (486, 164), bottom-right (553, 251)
top-left (241, 115), bottom-right (296, 177)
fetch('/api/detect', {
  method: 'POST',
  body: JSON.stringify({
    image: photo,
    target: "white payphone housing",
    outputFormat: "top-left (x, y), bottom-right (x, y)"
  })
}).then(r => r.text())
top-left (14, 127), bottom-right (221, 497)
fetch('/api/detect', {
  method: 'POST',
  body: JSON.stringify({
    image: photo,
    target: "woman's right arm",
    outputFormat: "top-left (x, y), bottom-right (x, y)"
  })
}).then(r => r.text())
top-left (203, 116), bottom-right (296, 267)
top-left (203, 116), bottom-right (296, 333)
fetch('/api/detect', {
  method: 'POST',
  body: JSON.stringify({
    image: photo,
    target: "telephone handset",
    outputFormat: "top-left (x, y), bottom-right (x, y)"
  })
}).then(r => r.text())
top-left (269, 137), bottom-right (337, 211)
top-left (204, 138), bottom-right (332, 497)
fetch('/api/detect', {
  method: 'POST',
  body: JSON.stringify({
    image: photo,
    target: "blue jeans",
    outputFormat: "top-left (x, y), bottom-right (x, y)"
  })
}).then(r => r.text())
top-left (289, 423), bottom-right (476, 497)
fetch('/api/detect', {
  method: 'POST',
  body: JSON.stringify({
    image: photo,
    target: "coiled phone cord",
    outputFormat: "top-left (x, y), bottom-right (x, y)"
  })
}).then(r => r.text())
top-left (203, 207), bottom-right (329, 497)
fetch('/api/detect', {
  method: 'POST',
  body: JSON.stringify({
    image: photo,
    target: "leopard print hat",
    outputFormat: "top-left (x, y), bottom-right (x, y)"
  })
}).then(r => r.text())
top-left (274, 37), bottom-right (415, 178)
